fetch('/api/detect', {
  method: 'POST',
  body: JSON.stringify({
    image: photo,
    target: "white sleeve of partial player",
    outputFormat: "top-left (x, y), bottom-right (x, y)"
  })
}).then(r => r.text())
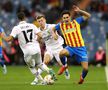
top-left (51, 24), bottom-right (56, 27)
top-left (10, 26), bottom-right (19, 38)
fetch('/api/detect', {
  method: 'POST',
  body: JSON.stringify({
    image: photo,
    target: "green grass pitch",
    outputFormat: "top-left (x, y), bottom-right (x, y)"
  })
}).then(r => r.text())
top-left (0, 66), bottom-right (108, 90)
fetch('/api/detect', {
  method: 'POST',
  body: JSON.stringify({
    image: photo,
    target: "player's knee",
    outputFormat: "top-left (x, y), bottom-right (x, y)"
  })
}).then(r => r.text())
top-left (81, 62), bottom-right (88, 71)
top-left (43, 58), bottom-right (50, 65)
top-left (60, 49), bottom-right (69, 57)
top-left (83, 67), bottom-right (88, 72)
top-left (60, 50), bottom-right (66, 57)
top-left (43, 60), bottom-right (48, 65)
top-left (44, 55), bottom-right (51, 64)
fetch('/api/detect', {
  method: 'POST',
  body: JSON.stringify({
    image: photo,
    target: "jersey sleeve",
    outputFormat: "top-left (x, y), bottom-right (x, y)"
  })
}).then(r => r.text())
top-left (75, 16), bottom-right (85, 24)
top-left (10, 26), bottom-right (19, 38)
top-left (55, 23), bottom-right (60, 31)
top-left (50, 24), bottom-right (56, 27)
top-left (48, 24), bottom-right (56, 30)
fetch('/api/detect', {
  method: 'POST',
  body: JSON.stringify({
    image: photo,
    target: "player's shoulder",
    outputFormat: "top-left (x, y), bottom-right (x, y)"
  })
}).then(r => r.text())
top-left (13, 25), bottom-right (19, 30)
top-left (25, 23), bottom-right (38, 30)
top-left (47, 24), bottom-right (56, 28)
top-left (29, 23), bottom-right (38, 28)
top-left (24, 22), bottom-right (33, 26)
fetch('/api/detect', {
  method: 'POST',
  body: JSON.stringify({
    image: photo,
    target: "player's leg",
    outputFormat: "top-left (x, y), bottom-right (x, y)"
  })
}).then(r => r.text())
top-left (54, 52), bottom-right (70, 79)
top-left (59, 48), bottom-right (70, 57)
top-left (33, 53), bottom-right (57, 81)
top-left (64, 69), bottom-right (70, 79)
top-left (24, 55), bottom-right (45, 85)
top-left (75, 47), bottom-right (88, 84)
top-left (54, 53), bottom-right (63, 66)
top-left (0, 54), bottom-right (7, 74)
top-left (35, 52), bottom-right (51, 73)
top-left (78, 61), bottom-right (88, 84)
top-left (43, 51), bottom-right (53, 65)
top-left (58, 46), bottom-right (73, 75)
top-left (38, 51), bottom-right (53, 75)
top-left (62, 57), bottom-right (70, 79)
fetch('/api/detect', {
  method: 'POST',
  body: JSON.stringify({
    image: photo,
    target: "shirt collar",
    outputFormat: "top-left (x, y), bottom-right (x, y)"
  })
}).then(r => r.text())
top-left (39, 23), bottom-right (48, 30)
top-left (19, 21), bottom-right (26, 24)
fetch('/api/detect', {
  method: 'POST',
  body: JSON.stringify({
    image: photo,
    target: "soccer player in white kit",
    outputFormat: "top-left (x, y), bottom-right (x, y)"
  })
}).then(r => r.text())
top-left (1, 12), bottom-right (56, 85)
top-left (36, 15), bottom-right (70, 79)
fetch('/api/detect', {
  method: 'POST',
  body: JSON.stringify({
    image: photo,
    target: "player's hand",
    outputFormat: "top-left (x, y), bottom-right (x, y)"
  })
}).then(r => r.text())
top-left (72, 5), bottom-right (80, 12)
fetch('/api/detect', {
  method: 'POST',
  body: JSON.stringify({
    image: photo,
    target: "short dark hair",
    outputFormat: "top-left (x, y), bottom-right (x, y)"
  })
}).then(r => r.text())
top-left (36, 15), bottom-right (45, 20)
top-left (61, 10), bottom-right (71, 17)
top-left (17, 12), bottom-right (25, 20)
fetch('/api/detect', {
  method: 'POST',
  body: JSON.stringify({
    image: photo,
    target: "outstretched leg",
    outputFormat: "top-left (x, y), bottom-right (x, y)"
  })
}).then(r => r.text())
top-left (34, 53), bottom-right (57, 81)
top-left (58, 49), bottom-right (70, 75)
top-left (24, 55), bottom-right (45, 85)
top-left (78, 62), bottom-right (88, 84)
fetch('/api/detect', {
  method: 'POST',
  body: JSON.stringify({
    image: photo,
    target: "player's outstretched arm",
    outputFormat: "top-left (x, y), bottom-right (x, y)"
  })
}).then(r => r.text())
top-left (73, 5), bottom-right (91, 20)
top-left (36, 32), bottom-right (43, 44)
top-left (1, 32), bottom-right (13, 42)
top-left (52, 27), bottom-right (58, 40)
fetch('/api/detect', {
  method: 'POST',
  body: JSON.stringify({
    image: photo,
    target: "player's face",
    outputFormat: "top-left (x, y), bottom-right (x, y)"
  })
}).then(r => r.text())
top-left (37, 17), bottom-right (46, 27)
top-left (62, 14), bottom-right (71, 24)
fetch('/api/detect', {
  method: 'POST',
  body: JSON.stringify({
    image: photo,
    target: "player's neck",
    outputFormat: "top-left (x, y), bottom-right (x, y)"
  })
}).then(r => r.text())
top-left (19, 20), bottom-right (26, 22)
top-left (19, 18), bottom-right (26, 22)
top-left (40, 24), bottom-right (45, 30)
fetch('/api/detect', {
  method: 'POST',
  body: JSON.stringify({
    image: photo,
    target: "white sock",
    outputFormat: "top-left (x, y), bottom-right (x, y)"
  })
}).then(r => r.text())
top-left (33, 77), bottom-right (38, 82)
top-left (65, 69), bottom-right (69, 72)
top-left (38, 68), bottom-right (43, 75)
top-left (38, 63), bottom-right (49, 73)
top-left (36, 72), bottom-right (44, 81)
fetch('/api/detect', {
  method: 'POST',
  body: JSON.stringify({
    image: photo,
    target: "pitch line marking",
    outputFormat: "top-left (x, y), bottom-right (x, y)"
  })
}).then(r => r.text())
top-left (105, 66), bottom-right (108, 83)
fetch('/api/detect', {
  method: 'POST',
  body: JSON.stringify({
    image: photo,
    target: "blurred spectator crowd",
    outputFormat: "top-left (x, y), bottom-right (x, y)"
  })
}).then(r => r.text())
top-left (0, 0), bottom-right (107, 65)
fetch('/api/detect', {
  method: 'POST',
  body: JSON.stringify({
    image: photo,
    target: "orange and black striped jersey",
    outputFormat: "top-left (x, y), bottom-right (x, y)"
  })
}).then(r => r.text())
top-left (55, 17), bottom-right (85, 47)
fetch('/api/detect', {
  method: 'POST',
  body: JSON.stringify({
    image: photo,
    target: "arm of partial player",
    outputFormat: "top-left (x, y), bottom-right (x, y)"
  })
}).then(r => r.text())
top-left (1, 32), bottom-right (13, 42)
top-left (52, 27), bottom-right (58, 40)
top-left (36, 32), bottom-right (44, 44)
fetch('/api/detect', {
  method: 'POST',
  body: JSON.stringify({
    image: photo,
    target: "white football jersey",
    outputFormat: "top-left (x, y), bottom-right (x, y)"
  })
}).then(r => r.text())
top-left (39, 24), bottom-right (64, 50)
top-left (10, 21), bottom-right (41, 56)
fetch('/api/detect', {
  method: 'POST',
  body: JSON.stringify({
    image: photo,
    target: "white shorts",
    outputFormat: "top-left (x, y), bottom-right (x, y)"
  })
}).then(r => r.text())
top-left (45, 46), bottom-right (63, 62)
top-left (24, 53), bottom-right (42, 68)
top-left (21, 43), bottom-right (41, 57)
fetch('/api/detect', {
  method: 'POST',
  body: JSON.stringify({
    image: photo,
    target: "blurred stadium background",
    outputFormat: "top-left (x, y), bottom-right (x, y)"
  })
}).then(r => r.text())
top-left (0, 0), bottom-right (108, 90)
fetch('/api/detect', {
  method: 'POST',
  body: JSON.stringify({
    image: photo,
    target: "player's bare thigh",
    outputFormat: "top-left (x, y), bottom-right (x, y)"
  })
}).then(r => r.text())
top-left (59, 48), bottom-right (70, 57)
top-left (53, 48), bottom-right (64, 66)
top-left (43, 52), bottom-right (52, 65)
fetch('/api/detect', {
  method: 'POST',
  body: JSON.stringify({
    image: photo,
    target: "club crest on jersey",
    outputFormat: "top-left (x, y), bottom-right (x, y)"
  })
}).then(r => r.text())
top-left (65, 28), bottom-right (75, 33)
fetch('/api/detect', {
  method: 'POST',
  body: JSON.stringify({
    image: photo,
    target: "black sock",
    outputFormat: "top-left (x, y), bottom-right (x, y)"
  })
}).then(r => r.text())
top-left (60, 56), bottom-right (67, 66)
top-left (82, 69), bottom-right (88, 79)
